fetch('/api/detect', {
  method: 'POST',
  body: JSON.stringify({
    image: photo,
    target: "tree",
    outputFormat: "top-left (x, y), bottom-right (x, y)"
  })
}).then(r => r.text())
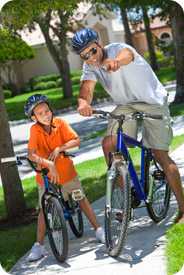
top-left (2, 0), bottom-right (80, 99)
top-left (169, 1), bottom-right (184, 103)
top-left (120, 6), bottom-right (133, 46)
top-left (0, 28), bottom-right (34, 95)
top-left (101, 0), bottom-right (158, 69)
top-left (141, 5), bottom-right (158, 71)
top-left (0, 30), bottom-right (28, 219)
top-left (33, 9), bottom-right (75, 98)
top-left (150, 0), bottom-right (184, 102)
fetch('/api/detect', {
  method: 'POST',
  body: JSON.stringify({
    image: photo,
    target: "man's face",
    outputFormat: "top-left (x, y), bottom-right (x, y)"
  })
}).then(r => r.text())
top-left (31, 102), bottom-right (52, 126)
top-left (80, 43), bottom-right (103, 66)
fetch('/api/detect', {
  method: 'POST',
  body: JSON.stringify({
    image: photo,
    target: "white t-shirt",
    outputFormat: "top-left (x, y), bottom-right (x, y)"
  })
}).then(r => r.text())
top-left (80, 43), bottom-right (167, 105)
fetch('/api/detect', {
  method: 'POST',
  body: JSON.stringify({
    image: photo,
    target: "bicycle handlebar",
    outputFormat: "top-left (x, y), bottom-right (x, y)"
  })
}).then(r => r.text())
top-left (93, 109), bottom-right (163, 120)
top-left (0, 151), bottom-right (75, 174)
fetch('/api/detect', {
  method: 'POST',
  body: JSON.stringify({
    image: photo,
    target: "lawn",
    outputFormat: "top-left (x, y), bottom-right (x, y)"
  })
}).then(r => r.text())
top-left (0, 132), bottom-right (184, 271)
top-left (166, 224), bottom-right (184, 275)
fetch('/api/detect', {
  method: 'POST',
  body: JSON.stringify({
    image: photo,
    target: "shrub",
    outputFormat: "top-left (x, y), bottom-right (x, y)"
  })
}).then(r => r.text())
top-left (70, 70), bottom-right (82, 77)
top-left (71, 75), bottom-right (80, 85)
top-left (33, 81), bottom-right (58, 91)
top-left (56, 78), bottom-right (62, 87)
top-left (29, 74), bottom-right (60, 88)
top-left (3, 89), bottom-right (12, 98)
top-left (144, 50), bottom-right (174, 68)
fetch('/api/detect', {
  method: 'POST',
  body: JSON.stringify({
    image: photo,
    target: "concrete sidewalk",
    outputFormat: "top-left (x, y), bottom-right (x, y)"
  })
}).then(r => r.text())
top-left (10, 144), bottom-right (184, 275)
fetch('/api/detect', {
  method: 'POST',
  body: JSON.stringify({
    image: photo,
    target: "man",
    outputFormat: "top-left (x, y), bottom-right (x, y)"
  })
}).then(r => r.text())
top-left (72, 28), bottom-right (184, 223)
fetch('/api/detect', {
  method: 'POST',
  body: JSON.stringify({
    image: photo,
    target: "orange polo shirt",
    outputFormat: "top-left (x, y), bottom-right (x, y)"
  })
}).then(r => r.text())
top-left (28, 117), bottom-right (78, 186)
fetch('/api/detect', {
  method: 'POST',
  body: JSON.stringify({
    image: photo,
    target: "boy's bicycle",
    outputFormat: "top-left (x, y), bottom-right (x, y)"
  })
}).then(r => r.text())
top-left (1, 152), bottom-right (84, 262)
top-left (93, 110), bottom-right (171, 257)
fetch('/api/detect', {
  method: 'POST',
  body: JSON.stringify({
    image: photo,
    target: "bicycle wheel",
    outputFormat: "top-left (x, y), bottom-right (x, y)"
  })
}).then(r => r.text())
top-left (105, 160), bottom-right (131, 257)
top-left (144, 155), bottom-right (171, 223)
top-left (67, 195), bottom-right (83, 238)
top-left (42, 195), bottom-right (68, 262)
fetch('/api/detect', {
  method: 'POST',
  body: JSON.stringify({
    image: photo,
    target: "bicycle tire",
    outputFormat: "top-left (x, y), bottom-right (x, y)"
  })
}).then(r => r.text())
top-left (67, 196), bottom-right (83, 238)
top-left (144, 155), bottom-right (171, 223)
top-left (42, 195), bottom-right (68, 262)
top-left (105, 160), bottom-right (131, 257)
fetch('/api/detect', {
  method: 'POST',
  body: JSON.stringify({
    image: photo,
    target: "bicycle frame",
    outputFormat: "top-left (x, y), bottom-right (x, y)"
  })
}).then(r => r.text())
top-left (116, 127), bottom-right (152, 202)
top-left (41, 172), bottom-right (75, 220)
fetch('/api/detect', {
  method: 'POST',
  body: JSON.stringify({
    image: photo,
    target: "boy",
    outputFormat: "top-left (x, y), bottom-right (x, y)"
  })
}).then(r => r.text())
top-left (24, 94), bottom-right (105, 261)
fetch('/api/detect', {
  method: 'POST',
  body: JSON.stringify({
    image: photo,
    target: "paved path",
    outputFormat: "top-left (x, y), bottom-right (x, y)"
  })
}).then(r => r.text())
top-left (10, 144), bottom-right (184, 275)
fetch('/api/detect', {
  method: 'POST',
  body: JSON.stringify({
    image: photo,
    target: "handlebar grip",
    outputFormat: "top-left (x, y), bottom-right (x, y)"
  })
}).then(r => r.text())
top-left (61, 151), bottom-right (76, 158)
top-left (93, 109), bottom-right (110, 116)
top-left (144, 113), bottom-right (163, 120)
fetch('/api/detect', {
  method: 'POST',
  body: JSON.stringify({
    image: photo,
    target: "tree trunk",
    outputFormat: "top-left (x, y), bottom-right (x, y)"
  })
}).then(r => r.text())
top-left (170, 2), bottom-right (184, 103)
top-left (0, 79), bottom-right (26, 219)
top-left (120, 7), bottom-right (133, 46)
top-left (142, 6), bottom-right (158, 71)
top-left (59, 41), bottom-right (73, 98)
top-left (37, 13), bottom-right (73, 99)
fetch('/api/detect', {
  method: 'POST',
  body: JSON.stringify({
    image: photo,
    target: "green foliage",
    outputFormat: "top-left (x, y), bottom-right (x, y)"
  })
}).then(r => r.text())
top-left (30, 74), bottom-right (60, 85)
top-left (157, 66), bottom-right (176, 83)
top-left (3, 89), bottom-right (12, 99)
top-left (0, 28), bottom-right (34, 63)
top-left (71, 75), bottom-right (81, 85)
top-left (144, 50), bottom-right (164, 63)
top-left (1, 0), bottom-right (79, 30)
top-left (144, 50), bottom-right (174, 68)
top-left (33, 81), bottom-right (58, 91)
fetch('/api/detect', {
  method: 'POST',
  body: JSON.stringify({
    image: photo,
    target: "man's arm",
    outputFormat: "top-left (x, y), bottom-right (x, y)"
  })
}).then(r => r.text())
top-left (78, 80), bottom-right (96, 116)
top-left (102, 48), bottom-right (134, 72)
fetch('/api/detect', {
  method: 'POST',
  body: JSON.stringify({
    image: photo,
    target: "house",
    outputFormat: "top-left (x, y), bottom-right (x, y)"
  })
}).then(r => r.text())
top-left (13, 4), bottom-right (173, 87)
top-left (19, 3), bottom-right (125, 85)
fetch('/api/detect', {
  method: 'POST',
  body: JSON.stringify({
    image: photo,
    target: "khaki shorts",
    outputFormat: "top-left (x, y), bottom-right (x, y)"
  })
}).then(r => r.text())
top-left (106, 102), bottom-right (173, 151)
top-left (38, 176), bottom-right (85, 209)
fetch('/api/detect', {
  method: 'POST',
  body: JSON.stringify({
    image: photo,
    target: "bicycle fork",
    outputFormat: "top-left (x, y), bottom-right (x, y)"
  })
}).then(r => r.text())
top-left (106, 164), bottom-right (116, 217)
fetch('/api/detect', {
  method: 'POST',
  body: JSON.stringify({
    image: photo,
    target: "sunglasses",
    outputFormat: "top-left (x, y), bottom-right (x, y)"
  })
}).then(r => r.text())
top-left (80, 47), bottom-right (97, 61)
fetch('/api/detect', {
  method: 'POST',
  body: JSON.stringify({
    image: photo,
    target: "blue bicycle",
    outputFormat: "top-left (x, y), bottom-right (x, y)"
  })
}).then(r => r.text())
top-left (93, 110), bottom-right (171, 257)
top-left (1, 153), bottom-right (83, 262)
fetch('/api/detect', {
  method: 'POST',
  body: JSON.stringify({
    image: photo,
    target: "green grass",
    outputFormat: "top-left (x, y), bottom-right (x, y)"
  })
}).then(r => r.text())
top-left (166, 224), bottom-right (184, 275)
top-left (0, 133), bottom-right (184, 271)
top-left (0, 223), bottom-right (37, 270)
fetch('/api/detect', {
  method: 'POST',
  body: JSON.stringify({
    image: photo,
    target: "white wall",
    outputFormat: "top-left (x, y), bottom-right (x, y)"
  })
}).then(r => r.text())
top-left (21, 11), bottom-right (125, 84)
top-left (22, 45), bottom-right (82, 83)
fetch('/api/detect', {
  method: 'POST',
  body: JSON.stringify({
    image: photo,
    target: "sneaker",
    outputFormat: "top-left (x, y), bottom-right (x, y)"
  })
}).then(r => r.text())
top-left (27, 242), bottom-right (46, 262)
top-left (95, 227), bottom-right (105, 244)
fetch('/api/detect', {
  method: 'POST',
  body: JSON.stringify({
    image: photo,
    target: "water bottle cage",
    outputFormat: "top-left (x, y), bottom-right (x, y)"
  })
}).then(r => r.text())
top-left (153, 170), bottom-right (165, 180)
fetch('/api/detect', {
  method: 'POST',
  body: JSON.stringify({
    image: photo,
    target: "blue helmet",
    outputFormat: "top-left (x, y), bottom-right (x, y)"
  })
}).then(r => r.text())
top-left (71, 28), bottom-right (99, 54)
top-left (24, 94), bottom-right (49, 118)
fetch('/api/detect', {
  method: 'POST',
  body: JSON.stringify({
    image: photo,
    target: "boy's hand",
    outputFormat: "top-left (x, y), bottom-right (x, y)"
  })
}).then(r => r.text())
top-left (48, 147), bottom-right (61, 162)
top-left (48, 161), bottom-right (59, 184)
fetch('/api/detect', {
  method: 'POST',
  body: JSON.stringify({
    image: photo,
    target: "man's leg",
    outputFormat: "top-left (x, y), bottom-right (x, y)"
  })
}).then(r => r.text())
top-left (102, 135), bottom-right (116, 164)
top-left (152, 149), bottom-right (184, 223)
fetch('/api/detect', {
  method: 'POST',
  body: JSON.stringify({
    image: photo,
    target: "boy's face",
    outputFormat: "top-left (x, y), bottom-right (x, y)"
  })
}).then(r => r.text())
top-left (31, 102), bottom-right (52, 126)
top-left (80, 42), bottom-right (103, 66)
